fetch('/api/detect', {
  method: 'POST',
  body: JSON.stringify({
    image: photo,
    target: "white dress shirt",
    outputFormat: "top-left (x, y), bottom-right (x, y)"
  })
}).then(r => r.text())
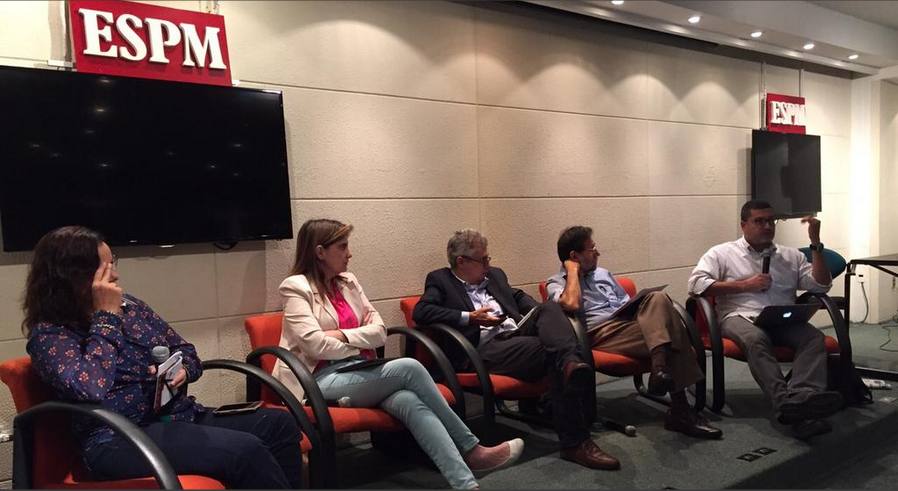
top-left (687, 237), bottom-right (831, 320)
top-left (452, 273), bottom-right (519, 344)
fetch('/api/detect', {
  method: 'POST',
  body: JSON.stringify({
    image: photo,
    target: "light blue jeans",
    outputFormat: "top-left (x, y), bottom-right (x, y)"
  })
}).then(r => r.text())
top-left (314, 357), bottom-right (480, 489)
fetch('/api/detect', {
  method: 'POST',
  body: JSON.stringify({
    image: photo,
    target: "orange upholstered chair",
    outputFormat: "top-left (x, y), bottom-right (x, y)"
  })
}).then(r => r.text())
top-left (686, 293), bottom-right (848, 412)
top-left (399, 297), bottom-right (554, 441)
top-left (0, 356), bottom-right (222, 490)
top-left (244, 313), bottom-right (464, 488)
top-left (539, 277), bottom-right (707, 413)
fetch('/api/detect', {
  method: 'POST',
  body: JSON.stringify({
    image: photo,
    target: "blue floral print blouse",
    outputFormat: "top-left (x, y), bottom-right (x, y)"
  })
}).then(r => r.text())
top-left (26, 294), bottom-right (204, 453)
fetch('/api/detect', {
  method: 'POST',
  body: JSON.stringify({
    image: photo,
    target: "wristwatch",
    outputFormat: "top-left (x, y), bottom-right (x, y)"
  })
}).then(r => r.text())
top-left (809, 242), bottom-right (824, 252)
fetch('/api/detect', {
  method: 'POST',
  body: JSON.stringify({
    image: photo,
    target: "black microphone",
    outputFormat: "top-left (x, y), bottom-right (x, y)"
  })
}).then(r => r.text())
top-left (761, 247), bottom-right (772, 274)
top-left (601, 417), bottom-right (636, 437)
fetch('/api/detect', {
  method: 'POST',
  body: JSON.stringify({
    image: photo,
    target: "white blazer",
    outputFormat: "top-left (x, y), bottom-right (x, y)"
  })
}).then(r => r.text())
top-left (273, 272), bottom-right (387, 400)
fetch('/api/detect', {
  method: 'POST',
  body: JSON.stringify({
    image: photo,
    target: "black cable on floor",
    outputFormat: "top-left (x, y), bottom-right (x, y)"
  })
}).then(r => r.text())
top-left (879, 323), bottom-right (898, 353)
top-left (860, 280), bottom-right (870, 323)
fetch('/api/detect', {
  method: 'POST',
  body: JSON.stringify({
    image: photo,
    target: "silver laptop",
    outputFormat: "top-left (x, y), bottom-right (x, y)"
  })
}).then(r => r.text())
top-left (751, 304), bottom-right (819, 328)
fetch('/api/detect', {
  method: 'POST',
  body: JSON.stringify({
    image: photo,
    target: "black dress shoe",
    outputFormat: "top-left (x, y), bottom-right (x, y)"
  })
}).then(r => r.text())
top-left (562, 360), bottom-right (593, 388)
top-left (777, 391), bottom-right (844, 425)
top-left (647, 366), bottom-right (676, 396)
top-left (664, 408), bottom-right (723, 439)
top-left (560, 439), bottom-right (621, 470)
top-left (792, 418), bottom-right (832, 440)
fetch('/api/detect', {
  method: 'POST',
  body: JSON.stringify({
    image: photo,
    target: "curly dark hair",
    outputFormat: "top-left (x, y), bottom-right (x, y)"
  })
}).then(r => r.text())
top-left (21, 226), bottom-right (105, 336)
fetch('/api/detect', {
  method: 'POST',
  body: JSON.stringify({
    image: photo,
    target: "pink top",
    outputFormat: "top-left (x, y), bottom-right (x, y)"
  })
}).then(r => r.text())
top-left (314, 281), bottom-right (375, 372)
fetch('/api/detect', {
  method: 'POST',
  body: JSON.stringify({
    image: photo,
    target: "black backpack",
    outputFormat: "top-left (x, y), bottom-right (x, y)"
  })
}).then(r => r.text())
top-left (827, 356), bottom-right (873, 408)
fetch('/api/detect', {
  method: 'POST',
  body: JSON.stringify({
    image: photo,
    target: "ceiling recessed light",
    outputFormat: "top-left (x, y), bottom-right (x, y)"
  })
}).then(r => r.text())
top-left (688, 15), bottom-right (701, 24)
top-left (848, 54), bottom-right (859, 60)
top-left (611, 0), bottom-right (624, 5)
top-left (750, 31), bottom-right (763, 38)
top-left (803, 43), bottom-right (815, 50)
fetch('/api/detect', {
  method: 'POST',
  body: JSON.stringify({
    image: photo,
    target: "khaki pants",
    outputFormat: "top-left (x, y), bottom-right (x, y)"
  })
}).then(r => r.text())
top-left (589, 292), bottom-right (704, 393)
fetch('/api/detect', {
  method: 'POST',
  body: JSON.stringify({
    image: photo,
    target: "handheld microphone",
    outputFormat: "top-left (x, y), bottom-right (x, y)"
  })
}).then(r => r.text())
top-left (601, 417), bottom-right (636, 437)
top-left (151, 346), bottom-right (170, 365)
top-left (761, 247), bottom-right (772, 274)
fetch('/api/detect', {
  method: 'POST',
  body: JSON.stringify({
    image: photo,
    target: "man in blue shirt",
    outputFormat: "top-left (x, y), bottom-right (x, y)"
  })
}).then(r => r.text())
top-left (547, 225), bottom-right (721, 439)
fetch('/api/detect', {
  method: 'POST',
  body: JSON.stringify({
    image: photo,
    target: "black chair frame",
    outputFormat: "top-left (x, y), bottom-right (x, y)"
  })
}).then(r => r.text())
top-left (201, 359), bottom-right (322, 489)
top-left (12, 401), bottom-right (181, 490)
top-left (245, 326), bottom-right (464, 489)
top-left (686, 292), bottom-right (851, 412)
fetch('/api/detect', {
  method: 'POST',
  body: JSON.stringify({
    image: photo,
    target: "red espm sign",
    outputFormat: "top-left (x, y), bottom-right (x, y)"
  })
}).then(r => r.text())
top-left (765, 93), bottom-right (806, 134)
top-left (68, 0), bottom-right (232, 86)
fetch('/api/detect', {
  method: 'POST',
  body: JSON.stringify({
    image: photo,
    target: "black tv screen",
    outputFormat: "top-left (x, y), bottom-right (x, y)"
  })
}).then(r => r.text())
top-left (751, 129), bottom-right (821, 218)
top-left (0, 65), bottom-right (292, 252)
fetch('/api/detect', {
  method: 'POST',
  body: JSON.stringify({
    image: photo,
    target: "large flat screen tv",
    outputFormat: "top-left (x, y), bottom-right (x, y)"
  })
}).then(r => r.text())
top-left (751, 129), bottom-right (821, 218)
top-left (0, 65), bottom-right (293, 252)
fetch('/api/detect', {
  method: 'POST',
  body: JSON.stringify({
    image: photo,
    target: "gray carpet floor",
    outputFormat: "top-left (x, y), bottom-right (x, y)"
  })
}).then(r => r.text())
top-left (329, 322), bottom-right (898, 489)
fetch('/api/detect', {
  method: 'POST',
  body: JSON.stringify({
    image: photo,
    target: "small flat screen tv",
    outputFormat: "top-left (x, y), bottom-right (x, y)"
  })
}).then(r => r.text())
top-left (0, 65), bottom-right (293, 252)
top-left (751, 129), bottom-right (821, 218)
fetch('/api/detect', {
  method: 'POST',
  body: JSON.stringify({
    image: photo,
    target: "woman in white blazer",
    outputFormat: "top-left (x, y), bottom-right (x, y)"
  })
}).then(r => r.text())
top-left (275, 219), bottom-right (522, 489)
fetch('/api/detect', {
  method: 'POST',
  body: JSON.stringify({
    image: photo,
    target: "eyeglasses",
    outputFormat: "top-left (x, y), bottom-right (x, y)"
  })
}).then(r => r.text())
top-left (111, 254), bottom-right (119, 268)
top-left (461, 255), bottom-right (491, 266)
top-left (751, 218), bottom-right (779, 227)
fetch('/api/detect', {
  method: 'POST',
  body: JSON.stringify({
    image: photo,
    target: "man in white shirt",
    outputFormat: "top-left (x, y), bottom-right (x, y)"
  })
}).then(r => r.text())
top-left (688, 200), bottom-right (843, 439)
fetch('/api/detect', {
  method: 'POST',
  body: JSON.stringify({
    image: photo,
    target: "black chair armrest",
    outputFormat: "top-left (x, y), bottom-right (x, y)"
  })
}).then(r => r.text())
top-left (420, 323), bottom-right (496, 413)
top-left (202, 358), bottom-right (323, 489)
top-left (13, 401), bottom-right (180, 490)
top-left (671, 299), bottom-right (707, 411)
top-left (245, 346), bottom-right (334, 473)
top-left (797, 292), bottom-right (853, 363)
top-left (671, 299), bottom-right (707, 369)
top-left (387, 326), bottom-right (466, 419)
top-left (201, 360), bottom-right (319, 447)
top-left (688, 295), bottom-right (723, 358)
top-left (566, 313), bottom-right (594, 369)
top-left (687, 295), bottom-right (726, 411)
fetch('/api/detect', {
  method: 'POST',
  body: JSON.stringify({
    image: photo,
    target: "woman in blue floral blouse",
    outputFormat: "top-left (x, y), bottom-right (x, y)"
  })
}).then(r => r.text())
top-left (23, 226), bottom-right (302, 489)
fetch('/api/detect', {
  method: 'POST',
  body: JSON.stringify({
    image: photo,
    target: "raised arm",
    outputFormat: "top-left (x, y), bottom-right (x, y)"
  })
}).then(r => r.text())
top-left (555, 260), bottom-right (583, 313)
top-left (26, 313), bottom-right (124, 402)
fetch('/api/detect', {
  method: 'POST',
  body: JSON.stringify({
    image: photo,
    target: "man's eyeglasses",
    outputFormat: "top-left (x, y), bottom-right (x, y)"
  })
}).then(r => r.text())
top-left (751, 218), bottom-right (779, 227)
top-left (111, 254), bottom-right (119, 268)
top-left (461, 255), bottom-right (491, 266)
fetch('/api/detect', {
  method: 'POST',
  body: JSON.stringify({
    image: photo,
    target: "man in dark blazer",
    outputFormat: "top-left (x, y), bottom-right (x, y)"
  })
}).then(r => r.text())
top-left (412, 229), bottom-right (620, 470)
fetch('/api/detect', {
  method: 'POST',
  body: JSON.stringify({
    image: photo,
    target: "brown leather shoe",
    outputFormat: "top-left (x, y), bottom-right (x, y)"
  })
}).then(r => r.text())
top-left (562, 360), bottom-right (593, 388)
top-left (559, 439), bottom-right (621, 470)
top-left (647, 366), bottom-right (676, 396)
top-left (664, 408), bottom-right (723, 439)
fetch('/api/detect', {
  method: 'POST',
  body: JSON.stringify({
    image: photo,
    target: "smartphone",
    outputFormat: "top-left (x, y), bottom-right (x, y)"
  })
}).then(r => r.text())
top-left (212, 401), bottom-right (262, 416)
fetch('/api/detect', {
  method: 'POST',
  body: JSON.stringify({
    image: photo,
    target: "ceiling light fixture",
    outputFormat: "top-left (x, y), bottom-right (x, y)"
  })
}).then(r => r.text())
top-left (803, 43), bottom-right (815, 50)
top-left (688, 15), bottom-right (701, 24)
top-left (848, 54), bottom-right (859, 60)
top-left (611, 0), bottom-right (624, 5)
top-left (750, 31), bottom-right (762, 38)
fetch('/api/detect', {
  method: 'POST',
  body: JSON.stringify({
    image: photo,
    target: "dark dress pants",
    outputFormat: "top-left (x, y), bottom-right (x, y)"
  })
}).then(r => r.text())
top-left (476, 301), bottom-right (592, 448)
top-left (83, 408), bottom-right (303, 489)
